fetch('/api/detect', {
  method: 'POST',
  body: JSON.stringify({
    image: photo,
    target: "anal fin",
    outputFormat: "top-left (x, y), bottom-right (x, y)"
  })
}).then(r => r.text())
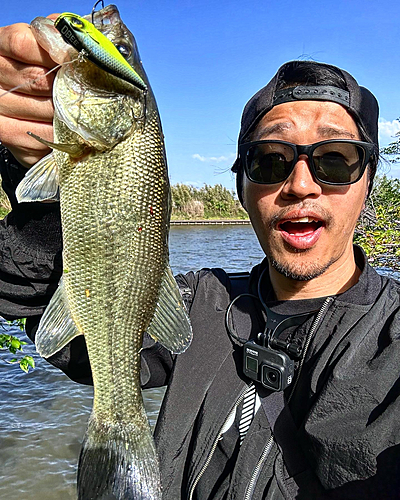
top-left (36, 278), bottom-right (82, 358)
top-left (147, 266), bottom-right (192, 354)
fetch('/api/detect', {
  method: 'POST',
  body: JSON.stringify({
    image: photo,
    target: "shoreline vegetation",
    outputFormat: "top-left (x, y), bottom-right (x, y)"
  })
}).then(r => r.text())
top-left (354, 175), bottom-right (400, 271)
top-left (0, 178), bottom-right (399, 270)
top-left (170, 183), bottom-right (248, 221)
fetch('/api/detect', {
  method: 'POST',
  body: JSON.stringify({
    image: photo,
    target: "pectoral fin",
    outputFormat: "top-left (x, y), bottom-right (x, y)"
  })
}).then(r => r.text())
top-left (146, 266), bottom-right (192, 354)
top-left (16, 153), bottom-right (60, 202)
top-left (28, 131), bottom-right (86, 156)
top-left (36, 278), bottom-right (83, 358)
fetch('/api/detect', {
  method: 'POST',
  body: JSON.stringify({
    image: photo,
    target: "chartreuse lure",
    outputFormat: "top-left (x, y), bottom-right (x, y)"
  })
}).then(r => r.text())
top-left (54, 12), bottom-right (147, 91)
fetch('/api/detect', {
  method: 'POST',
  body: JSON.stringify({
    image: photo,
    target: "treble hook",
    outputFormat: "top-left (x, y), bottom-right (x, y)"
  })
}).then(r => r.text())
top-left (91, 0), bottom-right (105, 24)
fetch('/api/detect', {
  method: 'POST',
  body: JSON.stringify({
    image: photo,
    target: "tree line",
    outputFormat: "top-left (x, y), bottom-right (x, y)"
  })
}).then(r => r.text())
top-left (170, 183), bottom-right (247, 220)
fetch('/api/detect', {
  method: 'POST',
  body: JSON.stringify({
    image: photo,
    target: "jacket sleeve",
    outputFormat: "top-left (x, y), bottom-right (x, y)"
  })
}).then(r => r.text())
top-left (0, 145), bottom-right (63, 320)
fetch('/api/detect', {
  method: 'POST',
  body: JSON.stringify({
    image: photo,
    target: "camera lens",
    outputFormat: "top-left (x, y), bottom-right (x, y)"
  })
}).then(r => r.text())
top-left (261, 365), bottom-right (281, 390)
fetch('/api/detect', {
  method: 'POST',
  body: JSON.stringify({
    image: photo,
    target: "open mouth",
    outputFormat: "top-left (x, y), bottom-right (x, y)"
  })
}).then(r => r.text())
top-left (279, 217), bottom-right (324, 236)
top-left (277, 216), bottom-right (325, 250)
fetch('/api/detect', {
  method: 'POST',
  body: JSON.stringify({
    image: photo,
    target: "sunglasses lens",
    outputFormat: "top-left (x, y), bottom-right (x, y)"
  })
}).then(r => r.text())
top-left (245, 143), bottom-right (295, 183)
top-left (312, 142), bottom-right (365, 184)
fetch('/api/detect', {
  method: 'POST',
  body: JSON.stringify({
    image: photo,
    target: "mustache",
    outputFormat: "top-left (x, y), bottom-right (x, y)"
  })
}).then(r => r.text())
top-left (269, 202), bottom-right (334, 229)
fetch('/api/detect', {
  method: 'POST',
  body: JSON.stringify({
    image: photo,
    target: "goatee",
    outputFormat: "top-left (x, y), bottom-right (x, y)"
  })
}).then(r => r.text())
top-left (269, 255), bottom-right (335, 281)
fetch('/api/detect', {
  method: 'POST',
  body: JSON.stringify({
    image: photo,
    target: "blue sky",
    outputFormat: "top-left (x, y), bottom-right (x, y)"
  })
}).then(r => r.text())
top-left (4, 0), bottom-right (400, 191)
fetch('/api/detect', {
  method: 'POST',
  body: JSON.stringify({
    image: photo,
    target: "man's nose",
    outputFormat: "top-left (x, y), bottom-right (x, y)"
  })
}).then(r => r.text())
top-left (280, 155), bottom-right (322, 200)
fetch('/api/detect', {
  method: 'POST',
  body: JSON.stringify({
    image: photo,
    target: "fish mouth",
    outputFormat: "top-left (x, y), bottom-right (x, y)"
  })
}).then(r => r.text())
top-left (90, 4), bottom-right (121, 27)
top-left (77, 5), bottom-right (147, 93)
top-left (277, 212), bottom-right (326, 250)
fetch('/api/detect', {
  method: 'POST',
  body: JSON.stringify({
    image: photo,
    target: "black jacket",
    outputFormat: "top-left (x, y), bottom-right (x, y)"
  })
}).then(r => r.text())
top-left (143, 261), bottom-right (400, 499)
top-left (1, 146), bottom-right (400, 499)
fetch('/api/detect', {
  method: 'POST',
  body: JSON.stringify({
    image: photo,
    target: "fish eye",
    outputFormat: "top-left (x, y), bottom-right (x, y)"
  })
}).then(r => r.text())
top-left (70, 17), bottom-right (84, 28)
top-left (115, 44), bottom-right (131, 59)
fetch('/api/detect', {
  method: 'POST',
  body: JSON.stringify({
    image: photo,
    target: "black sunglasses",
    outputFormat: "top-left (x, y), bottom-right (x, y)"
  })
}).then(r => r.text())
top-left (239, 139), bottom-right (375, 186)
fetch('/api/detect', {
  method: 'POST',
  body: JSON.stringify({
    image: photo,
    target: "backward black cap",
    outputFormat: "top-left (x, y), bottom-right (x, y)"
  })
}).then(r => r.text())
top-left (233, 61), bottom-right (379, 201)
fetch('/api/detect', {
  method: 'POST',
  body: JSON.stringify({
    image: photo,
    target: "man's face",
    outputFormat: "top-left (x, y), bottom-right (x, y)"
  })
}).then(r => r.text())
top-left (243, 100), bottom-right (369, 283)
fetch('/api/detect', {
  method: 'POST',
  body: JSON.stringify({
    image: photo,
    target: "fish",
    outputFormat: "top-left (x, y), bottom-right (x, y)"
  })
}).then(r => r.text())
top-left (16, 5), bottom-right (192, 499)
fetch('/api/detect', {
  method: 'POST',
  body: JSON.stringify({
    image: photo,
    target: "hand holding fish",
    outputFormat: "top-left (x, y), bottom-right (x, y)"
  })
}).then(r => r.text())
top-left (0, 17), bottom-right (57, 167)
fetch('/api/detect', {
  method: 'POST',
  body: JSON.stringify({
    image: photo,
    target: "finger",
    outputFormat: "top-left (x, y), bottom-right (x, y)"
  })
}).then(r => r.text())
top-left (0, 56), bottom-right (56, 96)
top-left (0, 23), bottom-right (57, 68)
top-left (0, 91), bottom-right (54, 122)
top-left (0, 116), bottom-right (53, 167)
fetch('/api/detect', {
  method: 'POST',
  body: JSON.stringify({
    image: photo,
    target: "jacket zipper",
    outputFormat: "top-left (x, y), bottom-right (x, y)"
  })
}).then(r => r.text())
top-left (243, 435), bottom-right (274, 500)
top-left (288, 296), bottom-right (334, 403)
top-left (187, 383), bottom-right (251, 500)
top-left (243, 296), bottom-right (334, 500)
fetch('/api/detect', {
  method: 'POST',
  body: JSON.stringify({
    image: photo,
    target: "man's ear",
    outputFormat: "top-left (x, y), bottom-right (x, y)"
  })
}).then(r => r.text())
top-left (237, 170), bottom-right (248, 211)
top-left (363, 176), bottom-right (371, 210)
top-left (242, 194), bottom-right (247, 212)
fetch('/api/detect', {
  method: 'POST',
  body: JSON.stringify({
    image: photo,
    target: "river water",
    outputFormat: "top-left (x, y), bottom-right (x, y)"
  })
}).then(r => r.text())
top-left (0, 225), bottom-right (265, 499)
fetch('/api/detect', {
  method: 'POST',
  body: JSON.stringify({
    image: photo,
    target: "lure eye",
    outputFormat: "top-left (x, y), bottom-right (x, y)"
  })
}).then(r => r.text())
top-left (70, 17), bottom-right (84, 28)
top-left (115, 44), bottom-right (131, 59)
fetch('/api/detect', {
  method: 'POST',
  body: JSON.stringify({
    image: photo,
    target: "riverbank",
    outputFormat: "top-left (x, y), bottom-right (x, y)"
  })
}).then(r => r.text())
top-left (171, 219), bottom-right (250, 225)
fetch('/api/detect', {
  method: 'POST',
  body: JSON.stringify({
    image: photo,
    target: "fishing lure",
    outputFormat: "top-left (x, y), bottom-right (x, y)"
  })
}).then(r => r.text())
top-left (54, 12), bottom-right (147, 91)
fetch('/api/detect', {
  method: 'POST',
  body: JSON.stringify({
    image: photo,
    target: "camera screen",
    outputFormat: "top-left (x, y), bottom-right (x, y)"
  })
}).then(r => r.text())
top-left (246, 357), bottom-right (258, 373)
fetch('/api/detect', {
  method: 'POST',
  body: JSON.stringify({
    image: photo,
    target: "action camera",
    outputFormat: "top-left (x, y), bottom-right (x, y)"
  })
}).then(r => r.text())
top-left (243, 340), bottom-right (294, 392)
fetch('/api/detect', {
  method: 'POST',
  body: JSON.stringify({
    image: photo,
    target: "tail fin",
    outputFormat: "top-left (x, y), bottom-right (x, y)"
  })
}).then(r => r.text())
top-left (77, 413), bottom-right (162, 500)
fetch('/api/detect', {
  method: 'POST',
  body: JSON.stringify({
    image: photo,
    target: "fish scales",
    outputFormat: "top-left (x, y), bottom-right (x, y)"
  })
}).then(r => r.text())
top-left (16, 5), bottom-right (192, 499)
top-left (59, 113), bottom-right (168, 420)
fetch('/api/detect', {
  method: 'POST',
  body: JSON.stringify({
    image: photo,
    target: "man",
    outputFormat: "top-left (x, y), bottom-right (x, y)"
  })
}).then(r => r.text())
top-left (0, 21), bottom-right (399, 500)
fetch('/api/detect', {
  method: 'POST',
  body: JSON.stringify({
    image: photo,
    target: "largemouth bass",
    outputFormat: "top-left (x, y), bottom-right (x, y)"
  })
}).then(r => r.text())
top-left (16, 5), bottom-right (192, 499)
